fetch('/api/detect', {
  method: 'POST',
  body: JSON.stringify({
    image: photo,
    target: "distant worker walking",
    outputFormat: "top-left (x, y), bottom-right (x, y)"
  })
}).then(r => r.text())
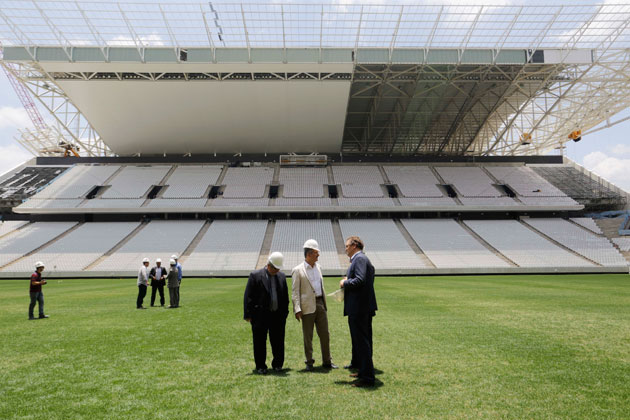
top-left (167, 259), bottom-right (180, 308)
top-left (28, 261), bottom-right (49, 320)
top-left (137, 257), bottom-right (150, 309)
top-left (243, 252), bottom-right (289, 374)
top-left (149, 258), bottom-right (167, 307)
top-left (292, 239), bottom-right (337, 371)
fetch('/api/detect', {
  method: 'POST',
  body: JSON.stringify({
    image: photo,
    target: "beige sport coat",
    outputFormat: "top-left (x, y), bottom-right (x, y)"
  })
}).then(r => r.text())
top-left (291, 261), bottom-right (327, 316)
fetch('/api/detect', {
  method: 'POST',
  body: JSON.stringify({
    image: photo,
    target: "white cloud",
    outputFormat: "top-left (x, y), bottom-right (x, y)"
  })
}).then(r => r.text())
top-left (610, 143), bottom-right (630, 156)
top-left (0, 143), bottom-right (34, 177)
top-left (0, 106), bottom-right (31, 130)
top-left (583, 151), bottom-right (630, 192)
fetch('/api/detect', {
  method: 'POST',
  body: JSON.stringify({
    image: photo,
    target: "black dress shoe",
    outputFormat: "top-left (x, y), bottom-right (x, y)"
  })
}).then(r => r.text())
top-left (38, 315), bottom-right (49, 319)
top-left (323, 362), bottom-right (338, 369)
top-left (256, 368), bottom-right (268, 375)
top-left (304, 364), bottom-right (314, 372)
top-left (28, 317), bottom-right (36, 320)
top-left (137, 306), bottom-right (147, 309)
top-left (273, 367), bottom-right (283, 373)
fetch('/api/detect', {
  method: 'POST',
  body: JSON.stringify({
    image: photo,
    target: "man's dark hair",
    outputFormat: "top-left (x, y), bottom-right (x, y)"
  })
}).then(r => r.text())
top-left (304, 248), bottom-right (314, 258)
top-left (346, 236), bottom-right (364, 250)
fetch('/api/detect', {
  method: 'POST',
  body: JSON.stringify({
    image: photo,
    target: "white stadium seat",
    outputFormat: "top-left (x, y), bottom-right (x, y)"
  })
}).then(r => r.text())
top-left (338, 219), bottom-right (428, 269)
top-left (332, 166), bottom-right (385, 198)
top-left (100, 166), bottom-right (171, 199)
top-left (3, 222), bottom-right (139, 272)
top-left (161, 165), bottom-right (223, 198)
top-left (184, 220), bottom-right (268, 271)
top-left (464, 220), bottom-right (593, 268)
top-left (402, 219), bottom-right (509, 268)
top-left (279, 168), bottom-right (328, 198)
top-left (89, 220), bottom-right (204, 272)
top-left (221, 167), bottom-right (274, 198)
top-left (0, 222), bottom-right (77, 268)
top-left (523, 218), bottom-right (627, 267)
top-left (270, 219), bottom-right (342, 271)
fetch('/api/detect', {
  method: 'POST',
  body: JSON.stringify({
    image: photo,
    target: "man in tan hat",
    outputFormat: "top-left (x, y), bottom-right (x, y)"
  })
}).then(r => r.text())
top-left (292, 239), bottom-right (337, 371)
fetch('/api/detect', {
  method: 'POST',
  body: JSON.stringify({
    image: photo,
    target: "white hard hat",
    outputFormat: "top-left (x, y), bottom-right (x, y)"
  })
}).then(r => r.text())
top-left (156, 258), bottom-right (162, 263)
top-left (34, 261), bottom-right (45, 268)
top-left (303, 239), bottom-right (320, 252)
top-left (142, 257), bottom-right (150, 263)
top-left (169, 259), bottom-right (176, 266)
top-left (171, 254), bottom-right (178, 260)
top-left (267, 252), bottom-right (284, 269)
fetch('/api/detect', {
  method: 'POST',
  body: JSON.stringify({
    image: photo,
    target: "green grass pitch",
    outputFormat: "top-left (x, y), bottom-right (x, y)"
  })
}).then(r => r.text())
top-left (1, 274), bottom-right (629, 419)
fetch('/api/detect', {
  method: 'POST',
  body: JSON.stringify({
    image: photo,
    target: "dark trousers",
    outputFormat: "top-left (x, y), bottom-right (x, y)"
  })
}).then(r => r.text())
top-left (168, 287), bottom-right (179, 307)
top-left (151, 283), bottom-right (165, 306)
top-left (137, 285), bottom-right (147, 308)
top-left (251, 311), bottom-right (287, 370)
top-left (348, 314), bottom-right (375, 383)
top-left (29, 292), bottom-right (44, 318)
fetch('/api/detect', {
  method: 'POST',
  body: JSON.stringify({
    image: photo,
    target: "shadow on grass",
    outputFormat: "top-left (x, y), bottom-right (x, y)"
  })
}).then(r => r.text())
top-left (296, 365), bottom-right (337, 374)
top-left (334, 378), bottom-right (384, 390)
top-left (246, 368), bottom-right (293, 377)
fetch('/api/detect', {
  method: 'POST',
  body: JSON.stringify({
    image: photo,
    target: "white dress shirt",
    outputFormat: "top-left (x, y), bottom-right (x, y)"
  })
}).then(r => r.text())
top-left (304, 261), bottom-right (323, 297)
top-left (137, 266), bottom-right (149, 286)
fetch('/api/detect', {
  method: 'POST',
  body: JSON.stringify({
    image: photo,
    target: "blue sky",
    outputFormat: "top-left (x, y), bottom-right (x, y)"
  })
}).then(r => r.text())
top-left (1, 0), bottom-right (629, 191)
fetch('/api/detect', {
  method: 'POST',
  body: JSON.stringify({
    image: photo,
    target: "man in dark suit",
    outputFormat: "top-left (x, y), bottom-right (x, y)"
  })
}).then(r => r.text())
top-left (149, 258), bottom-right (167, 307)
top-left (243, 252), bottom-right (289, 375)
top-left (340, 236), bottom-right (377, 387)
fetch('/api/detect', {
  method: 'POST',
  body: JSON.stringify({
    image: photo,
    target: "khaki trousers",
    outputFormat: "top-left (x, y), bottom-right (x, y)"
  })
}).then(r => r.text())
top-left (301, 297), bottom-right (331, 365)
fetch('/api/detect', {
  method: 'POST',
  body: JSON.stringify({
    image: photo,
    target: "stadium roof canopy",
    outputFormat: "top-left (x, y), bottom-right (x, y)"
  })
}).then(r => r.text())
top-left (1, 1), bottom-right (630, 157)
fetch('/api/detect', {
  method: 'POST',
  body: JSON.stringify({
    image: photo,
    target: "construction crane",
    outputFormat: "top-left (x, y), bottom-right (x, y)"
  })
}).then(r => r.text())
top-left (0, 46), bottom-right (80, 157)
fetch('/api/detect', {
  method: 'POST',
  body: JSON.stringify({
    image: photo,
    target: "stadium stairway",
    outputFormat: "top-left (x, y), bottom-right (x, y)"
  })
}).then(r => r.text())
top-left (140, 165), bottom-right (177, 207)
top-left (595, 217), bottom-right (630, 265)
top-left (393, 219), bottom-right (436, 268)
top-left (0, 221), bottom-right (31, 240)
top-left (331, 219), bottom-right (351, 269)
top-left (0, 222), bottom-right (82, 270)
top-left (83, 221), bottom-right (148, 271)
top-left (480, 166), bottom-right (525, 204)
top-left (180, 219), bottom-right (212, 263)
top-left (256, 220), bottom-right (275, 268)
top-left (519, 218), bottom-right (602, 266)
top-left (456, 220), bottom-right (518, 267)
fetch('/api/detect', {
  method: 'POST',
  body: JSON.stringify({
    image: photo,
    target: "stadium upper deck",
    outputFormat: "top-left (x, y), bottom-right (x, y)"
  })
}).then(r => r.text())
top-left (1, 1), bottom-right (630, 158)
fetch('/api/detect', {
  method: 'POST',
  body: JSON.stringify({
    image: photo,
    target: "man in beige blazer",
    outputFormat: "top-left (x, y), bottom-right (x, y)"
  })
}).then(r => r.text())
top-left (292, 239), bottom-right (338, 371)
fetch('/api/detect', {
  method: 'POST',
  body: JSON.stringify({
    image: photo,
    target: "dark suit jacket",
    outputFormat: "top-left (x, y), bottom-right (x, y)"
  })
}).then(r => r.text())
top-left (343, 252), bottom-right (377, 317)
top-left (149, 266), bottom-right (167, 286)
top-left (243, 267), bottom-right (289, 320)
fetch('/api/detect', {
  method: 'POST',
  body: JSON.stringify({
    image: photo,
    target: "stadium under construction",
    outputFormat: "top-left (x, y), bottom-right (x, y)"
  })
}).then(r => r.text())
top-left (0, 1), bottom-right (629, 277)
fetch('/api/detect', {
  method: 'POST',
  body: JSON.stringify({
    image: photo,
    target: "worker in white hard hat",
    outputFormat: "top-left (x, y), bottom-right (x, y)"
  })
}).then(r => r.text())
top-left (243, 251), bottom-right (289, 374)
top-left (28, 261), bottom-right (49, 320)
top-left (171, 254), bottom-right (183, 285)
top-left (291, 239), bottom-right (338, 371)
top-left (166, 259), bottom-right (180, 308)
top-left (149, 258), bottom-right (167, 307)
top-left (136, 257), bottom-right (150, 309)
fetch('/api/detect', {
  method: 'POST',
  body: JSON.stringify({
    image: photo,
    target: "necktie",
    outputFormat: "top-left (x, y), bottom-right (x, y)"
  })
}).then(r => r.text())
top-left (270, 274), bottom-right (278, 312)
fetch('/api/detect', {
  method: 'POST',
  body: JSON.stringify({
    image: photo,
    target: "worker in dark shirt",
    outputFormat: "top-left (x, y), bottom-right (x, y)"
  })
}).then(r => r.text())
top-left (29, 261), bottom-right (49, 320)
